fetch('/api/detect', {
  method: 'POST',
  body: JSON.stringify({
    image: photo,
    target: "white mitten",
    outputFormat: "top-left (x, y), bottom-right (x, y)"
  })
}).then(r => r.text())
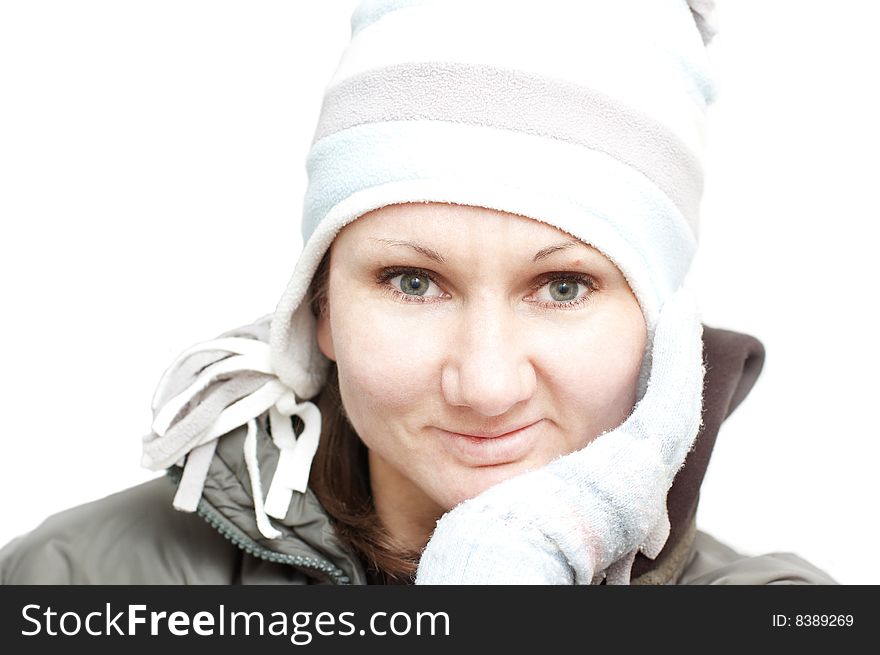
top-left (415, 287), bottom-right (705, 584)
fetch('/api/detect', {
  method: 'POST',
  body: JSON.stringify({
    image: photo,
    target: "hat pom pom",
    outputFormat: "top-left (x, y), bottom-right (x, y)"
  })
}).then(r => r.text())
top-left (688, 0), bottom-right (719, 45)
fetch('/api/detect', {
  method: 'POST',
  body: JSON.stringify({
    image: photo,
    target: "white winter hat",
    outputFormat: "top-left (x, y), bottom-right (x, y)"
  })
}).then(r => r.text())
top-left (270, 0), bottom-right (717, 401)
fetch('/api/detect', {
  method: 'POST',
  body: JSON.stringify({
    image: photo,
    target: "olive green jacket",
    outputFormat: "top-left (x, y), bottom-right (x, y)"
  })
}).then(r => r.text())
top-left (0, 328), bottom-right (837, 585)
top-left (0, 474), bottom-right (835, 585)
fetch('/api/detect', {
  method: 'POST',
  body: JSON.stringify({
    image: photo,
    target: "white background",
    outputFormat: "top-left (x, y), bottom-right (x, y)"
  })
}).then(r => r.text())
top-left (1, 1), bottom-right (876, 584)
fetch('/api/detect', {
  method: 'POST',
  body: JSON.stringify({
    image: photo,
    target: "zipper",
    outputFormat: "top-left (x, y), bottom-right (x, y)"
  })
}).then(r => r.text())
top-left (166, 469), bottom-right (351, 585)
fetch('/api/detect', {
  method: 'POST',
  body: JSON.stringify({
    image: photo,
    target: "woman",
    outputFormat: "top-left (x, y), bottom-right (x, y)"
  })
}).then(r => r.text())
top-left (0, 0), bottom-right (836, 584)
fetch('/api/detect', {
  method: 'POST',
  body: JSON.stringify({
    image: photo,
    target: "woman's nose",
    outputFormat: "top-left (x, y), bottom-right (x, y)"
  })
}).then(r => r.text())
top-left (440, 305), bottom-right (537, 417)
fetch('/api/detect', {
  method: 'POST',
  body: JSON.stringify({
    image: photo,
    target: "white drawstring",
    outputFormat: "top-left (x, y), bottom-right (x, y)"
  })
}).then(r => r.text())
top-left (172, 441), bottom-right (217, 512)
top-left (144, 335), bottom-right (321, 540)
top-left (151, 339), bottom-right (275, 436)
top-left (243, 417), bottom-right (282, 539)
top-left (265, 392), bottom-right (322, 519)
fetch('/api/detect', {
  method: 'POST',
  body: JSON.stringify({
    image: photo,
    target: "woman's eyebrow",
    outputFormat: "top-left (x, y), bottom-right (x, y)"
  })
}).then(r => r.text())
top-left (532, 239), bottom-right (587, 262)
top-left (370, 238), bottom-right (446, 264)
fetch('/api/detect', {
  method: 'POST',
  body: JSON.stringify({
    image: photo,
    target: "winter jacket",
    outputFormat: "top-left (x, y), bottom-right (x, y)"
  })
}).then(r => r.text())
top-left (0, 327), bottom-right (838, 585)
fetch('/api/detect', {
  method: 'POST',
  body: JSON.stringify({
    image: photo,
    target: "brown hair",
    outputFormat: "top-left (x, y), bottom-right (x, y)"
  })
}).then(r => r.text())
top-left (305, 250), bottom-right (421, 583)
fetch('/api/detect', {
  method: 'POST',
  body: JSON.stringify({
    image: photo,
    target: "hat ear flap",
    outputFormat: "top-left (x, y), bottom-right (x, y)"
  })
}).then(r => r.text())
top-left (270, 224), bottom-right (338, 400)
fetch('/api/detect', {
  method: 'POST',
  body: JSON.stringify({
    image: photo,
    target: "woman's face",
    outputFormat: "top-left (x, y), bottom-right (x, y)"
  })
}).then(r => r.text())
top-left (316, 203), bottom-right (646, 512)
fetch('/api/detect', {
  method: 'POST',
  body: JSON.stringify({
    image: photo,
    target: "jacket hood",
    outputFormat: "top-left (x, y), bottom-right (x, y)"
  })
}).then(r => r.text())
top-left (629, 325), bottom-right (765, 583)
top-left (169, 324), bottom-right (765, 585)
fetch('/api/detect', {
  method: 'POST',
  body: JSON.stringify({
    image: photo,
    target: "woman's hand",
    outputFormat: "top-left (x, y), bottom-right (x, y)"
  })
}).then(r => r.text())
top-left (414, 287), bottom-right (705, 584)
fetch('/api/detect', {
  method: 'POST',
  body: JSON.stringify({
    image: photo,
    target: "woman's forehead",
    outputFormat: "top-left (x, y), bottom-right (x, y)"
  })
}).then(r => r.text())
top-left (336, 202), bottom-right (598, 253)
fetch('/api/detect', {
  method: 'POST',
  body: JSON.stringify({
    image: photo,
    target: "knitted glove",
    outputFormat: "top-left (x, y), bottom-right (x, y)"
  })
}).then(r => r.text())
top-left (415, 287), bottom-right (705, 584)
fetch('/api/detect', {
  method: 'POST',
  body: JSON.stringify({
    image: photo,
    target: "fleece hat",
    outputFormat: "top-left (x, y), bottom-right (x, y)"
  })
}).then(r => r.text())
top-left (270, 0), bottom-right (717, 403)
top-left (143, 0), bottom-right (718, 538)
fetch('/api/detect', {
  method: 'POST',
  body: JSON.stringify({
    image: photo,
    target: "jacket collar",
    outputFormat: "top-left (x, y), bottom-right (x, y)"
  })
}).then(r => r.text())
top-left (631, 325), bottom-right (766, 583)
top-left (190, 421), bottom-right (369, 584)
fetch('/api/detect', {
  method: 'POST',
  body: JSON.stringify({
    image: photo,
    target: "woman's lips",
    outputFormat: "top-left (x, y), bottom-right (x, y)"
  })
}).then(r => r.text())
top-left (438, 420), bottom-right (543, 466)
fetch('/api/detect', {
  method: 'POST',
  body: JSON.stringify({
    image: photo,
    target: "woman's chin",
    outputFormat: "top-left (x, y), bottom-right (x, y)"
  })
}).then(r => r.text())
top-left (439, 458), bottom-right (545, 508)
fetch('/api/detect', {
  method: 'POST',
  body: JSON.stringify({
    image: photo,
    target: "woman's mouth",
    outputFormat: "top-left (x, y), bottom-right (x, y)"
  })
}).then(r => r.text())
top-left (437, 420), bottom-right (543, 466)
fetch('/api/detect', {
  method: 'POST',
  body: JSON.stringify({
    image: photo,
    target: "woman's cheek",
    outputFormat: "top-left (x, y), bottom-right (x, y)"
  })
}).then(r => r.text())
top-left (333, 304), bottom-right (435, 410)
top-left (579, 316), bottom-right (645, 428)
top-left (536, 310), bottom-right (643, 432)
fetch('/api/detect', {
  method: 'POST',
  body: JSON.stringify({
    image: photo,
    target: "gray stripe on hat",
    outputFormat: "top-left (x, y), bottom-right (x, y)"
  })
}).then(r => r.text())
top-left (314, 62), bottom-right (702, 229)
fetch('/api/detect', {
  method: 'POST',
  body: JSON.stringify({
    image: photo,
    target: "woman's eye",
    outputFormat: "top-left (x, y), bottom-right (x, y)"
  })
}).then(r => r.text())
top-left (388, 271), bottom-right (442, 298)
top-left (548, 279), bottom-right (578, 301)
top-left (534, 277), bottom-right (594, 305)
